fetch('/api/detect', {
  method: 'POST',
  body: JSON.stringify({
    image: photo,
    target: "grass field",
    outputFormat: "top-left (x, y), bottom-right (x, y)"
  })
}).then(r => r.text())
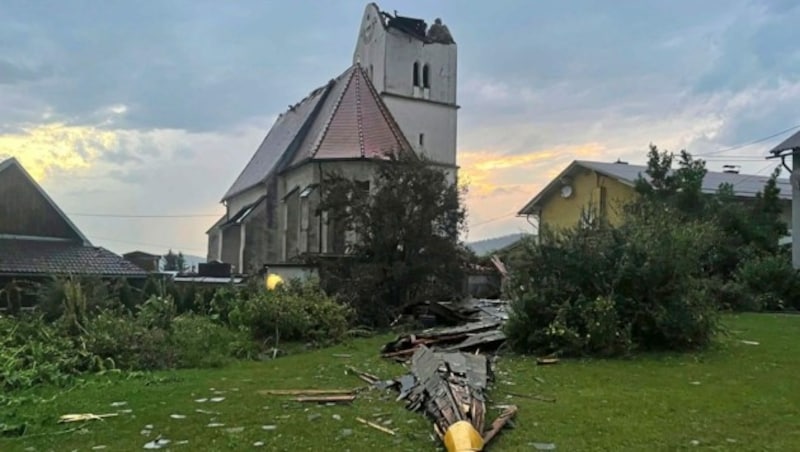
top-left (2, 313), bottom-right (799, 451)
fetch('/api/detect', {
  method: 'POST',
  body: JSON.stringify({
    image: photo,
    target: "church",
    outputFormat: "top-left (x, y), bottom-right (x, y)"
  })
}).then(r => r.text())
top-left (206, 3), bottom-right (458, 275)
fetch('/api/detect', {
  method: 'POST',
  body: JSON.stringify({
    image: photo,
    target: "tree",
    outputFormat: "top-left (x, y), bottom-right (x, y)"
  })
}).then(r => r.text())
top-left (163, 249), bottom-right (186, 272)
top-left (314, 151), bottom-right (468, 327)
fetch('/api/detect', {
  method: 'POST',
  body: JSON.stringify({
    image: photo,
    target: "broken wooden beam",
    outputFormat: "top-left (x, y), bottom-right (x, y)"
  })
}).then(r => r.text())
top-left (482, 405), bottom-right (518, 445)
top-left (294, 394), bottom-right (356, 403)
top-left (258, 389), bottom-right (355, 396)
top-left (356, 417), bottom-right (396, 435)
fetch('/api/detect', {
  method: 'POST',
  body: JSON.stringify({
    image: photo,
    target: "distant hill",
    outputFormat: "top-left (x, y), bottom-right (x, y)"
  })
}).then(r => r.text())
top-left (466, 233), bottom-right (530, 256)
top-left (181, 254), bottom-right (206, 271)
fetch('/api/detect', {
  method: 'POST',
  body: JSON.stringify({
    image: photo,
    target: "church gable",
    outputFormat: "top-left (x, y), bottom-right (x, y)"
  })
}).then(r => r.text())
top-left (0, 158), bottom-right (87, 243)
top-left (287, 64), bottom-right (414, 168)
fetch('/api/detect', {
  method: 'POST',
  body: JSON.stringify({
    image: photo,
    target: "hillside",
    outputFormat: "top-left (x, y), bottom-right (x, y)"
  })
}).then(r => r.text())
top-left (466, 233), bottom-right (529, 256)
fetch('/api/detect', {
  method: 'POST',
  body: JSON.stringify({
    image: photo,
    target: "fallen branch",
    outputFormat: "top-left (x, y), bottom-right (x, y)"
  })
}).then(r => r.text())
top-left (356, 417), bottom-right (396, 435)
top-left (58, 413), bottom-right (118, 423)
top-left (504, 391), bottom-right (556, 403)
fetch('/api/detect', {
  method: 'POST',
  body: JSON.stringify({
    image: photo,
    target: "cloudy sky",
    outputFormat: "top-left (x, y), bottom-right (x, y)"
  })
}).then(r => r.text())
top-left (2, 0), bottom-right (800, 257)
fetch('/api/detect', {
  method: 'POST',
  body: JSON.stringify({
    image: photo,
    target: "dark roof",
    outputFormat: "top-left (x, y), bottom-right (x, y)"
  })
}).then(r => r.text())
top-left (518, 160), bottom-right (792, 215)
top-left (222, 85), bottom-right (330, 201)
top-left (122, 251), bottom-right (161, 259)
top-left (0, 239), bottom-right (147, 277)
top-left (0, 157), bottom-right (91, 245)
top-left (769, 129), bottom-right (800, 155)
top-left (221, 63), bottom-right (414, 202)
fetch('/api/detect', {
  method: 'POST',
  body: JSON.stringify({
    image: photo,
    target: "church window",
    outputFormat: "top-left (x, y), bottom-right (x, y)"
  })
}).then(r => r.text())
top-left (422, 64), bottom-right (430, 88)
top-left (413, 62), bottom-right (420, 87)
top-left (419, 133), bottom-right (425, 147)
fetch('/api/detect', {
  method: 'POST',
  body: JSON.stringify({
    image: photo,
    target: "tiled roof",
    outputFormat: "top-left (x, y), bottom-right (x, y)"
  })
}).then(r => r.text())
top-left (221, 85), bottom-right (330, 201)
top-left (519, 160), bottom-right (792, 215)
top-left (0, 239), bottom-right (148, 277)
top-left (290, 64), bottom-right (413, 165)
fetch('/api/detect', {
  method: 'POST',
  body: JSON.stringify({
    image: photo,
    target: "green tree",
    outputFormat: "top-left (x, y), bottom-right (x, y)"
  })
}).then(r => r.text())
top-left (163, 249), bottom-right (186, 272)
top-left (314, 151), bottom-right (468, 327)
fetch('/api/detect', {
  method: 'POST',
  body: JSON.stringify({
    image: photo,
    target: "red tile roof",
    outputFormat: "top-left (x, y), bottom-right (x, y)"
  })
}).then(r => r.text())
top-left (290, 64), bottom-right (414, 165)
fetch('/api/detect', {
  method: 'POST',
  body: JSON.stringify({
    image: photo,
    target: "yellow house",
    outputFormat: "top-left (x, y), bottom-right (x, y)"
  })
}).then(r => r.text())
top-left (517, 160), bottom-right (793, 233)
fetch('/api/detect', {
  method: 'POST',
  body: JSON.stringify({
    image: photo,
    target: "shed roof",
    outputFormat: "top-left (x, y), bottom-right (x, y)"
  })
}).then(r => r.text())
top-left (768, 129), bottom-right (800, 154)
top-left (518, 160), bottom-right (791, 215)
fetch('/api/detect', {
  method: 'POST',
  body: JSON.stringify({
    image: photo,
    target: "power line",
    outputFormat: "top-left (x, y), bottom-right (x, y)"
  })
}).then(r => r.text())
top-left (69, 213), bottom-right (221, 218)
top-left (695, 124), bottom-right (800, 158)
top-left (470, 211), bottom-right (518, 228)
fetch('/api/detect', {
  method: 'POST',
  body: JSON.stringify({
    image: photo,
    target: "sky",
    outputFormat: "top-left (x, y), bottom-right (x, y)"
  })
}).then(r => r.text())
top-left (2, 0), bottom-right (800, 257)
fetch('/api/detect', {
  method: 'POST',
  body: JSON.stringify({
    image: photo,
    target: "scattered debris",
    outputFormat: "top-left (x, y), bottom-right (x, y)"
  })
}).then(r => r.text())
top-left (261, 425), bottom-right (277, 431)
top-left (109, 401), bottom-right (127, 407)
top-left (225, 427), bottom-right (244, 434)
top-left (91, 446), bottom-right (107, 450)
top-left (356, 417), bottom-right (396, 436)
top-left (531, 442), bottom-right (557, 450)
top-left (740, 340), bottom-right (760, 345)
top-left (170, 414), bottom-right (187, 420)
top-left (143, 438), bottom-right (171, 450)
top-left (175, 440), bottom-right (189, 445)
top-left (382, 299), bottom-right (510, 359)
top-left (332, 353), bottom-right (352, 358)
top-left (258, 389), bottom-right (355, 396)
top-left (536, 357), bottom-right (559, 365)
top-left (194, 398), bottom-right (208, 403)
top-left (206, 423), bottom-right (225, 428)
top-left (58, 413), bottom-right (118, 423)
top-left (332, 414), bottom-right (342, 421)
top-left (195, 409), bottom-right (218, 415)
top-left (340, 428), bottom-right (354, 437)
top-left (504, 391), bottom-right (556, 403)
top-left (295, 395), bottom-right (356, 404)
top-left (209, 397), bottom-right (225, 403)
top-left (253, 441), bottom-right (265, 447)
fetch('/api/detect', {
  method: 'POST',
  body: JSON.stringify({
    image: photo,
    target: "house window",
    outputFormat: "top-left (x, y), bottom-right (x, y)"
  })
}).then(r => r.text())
top-left (422, 64), bottom-right (430, 88)
top-left (413, 62), bottom-right (420, 87)
top-left (418, 133), bottom-right (424, 147)
top-left (369, 64), bottom-right (373, 80)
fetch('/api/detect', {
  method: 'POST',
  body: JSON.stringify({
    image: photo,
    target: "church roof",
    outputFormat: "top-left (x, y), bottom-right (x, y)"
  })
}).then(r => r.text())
top-left (222, 63), bottom-right (413, 202)
top-left (289, 64), bottom-right (413, 166)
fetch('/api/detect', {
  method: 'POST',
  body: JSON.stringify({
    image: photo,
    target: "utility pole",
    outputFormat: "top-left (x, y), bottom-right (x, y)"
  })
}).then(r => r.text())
top-left (768, 131), bottom-right (800, 269)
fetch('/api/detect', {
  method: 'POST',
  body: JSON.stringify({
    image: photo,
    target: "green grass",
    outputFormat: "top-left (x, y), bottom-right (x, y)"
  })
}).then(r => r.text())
top-left (3, 314), bottom-right (800, 451)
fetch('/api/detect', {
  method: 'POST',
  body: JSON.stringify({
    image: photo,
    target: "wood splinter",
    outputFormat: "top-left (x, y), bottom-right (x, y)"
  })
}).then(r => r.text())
top-left (356, 417), bottom-right (396, 435)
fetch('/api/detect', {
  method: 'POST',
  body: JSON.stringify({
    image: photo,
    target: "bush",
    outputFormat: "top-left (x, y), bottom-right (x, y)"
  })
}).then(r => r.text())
top-left (506, 209), bottom-right (721, 357)
top-left (229, 278), bottom-right (352, 346)
top-left (170, 315), bottom-right (251, 368)
top-left (732, 254), bottom-right (800, 311)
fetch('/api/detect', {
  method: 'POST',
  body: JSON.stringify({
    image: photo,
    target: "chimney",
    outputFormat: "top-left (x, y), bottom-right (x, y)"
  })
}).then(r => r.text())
top-left (615, 158), bottom-right (628, 165)
top-left (723, 164), bottom-right (741, 174)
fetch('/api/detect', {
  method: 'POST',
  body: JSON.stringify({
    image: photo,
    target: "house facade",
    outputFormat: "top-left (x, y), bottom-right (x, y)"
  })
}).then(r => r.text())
top-left (0, 157), bottom-right (147, 309)
top-left (518, 160), bottom-right (793, 233)
top-left (207, 3), bottom-right (459, 275)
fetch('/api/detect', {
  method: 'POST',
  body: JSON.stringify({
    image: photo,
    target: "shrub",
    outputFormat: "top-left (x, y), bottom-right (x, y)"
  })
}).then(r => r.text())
top-left (229, 278), bottom-right (352, 346)
top-left (732, 254), bottom-right (800, 311)
top-left (170, 315), bottom-right (250, 368)
top-left (83, 309), bottom-right (175, 370)
top-left (506, 209), bottom-right (721, 356)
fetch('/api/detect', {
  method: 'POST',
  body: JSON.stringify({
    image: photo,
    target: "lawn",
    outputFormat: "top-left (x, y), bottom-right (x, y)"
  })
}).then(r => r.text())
top-left (2, 313), bottom-right (799, 451)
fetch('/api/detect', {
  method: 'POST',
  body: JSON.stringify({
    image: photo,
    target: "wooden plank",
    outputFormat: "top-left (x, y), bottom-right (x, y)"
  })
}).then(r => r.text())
top-left (294, 395), bottom-right (356, 403)
top-left (356, 417), bottom-right (396, 435)
top-left (258, 389), bottom-right (355, 396)
top-left (482, 405), bottom-right (518, 445)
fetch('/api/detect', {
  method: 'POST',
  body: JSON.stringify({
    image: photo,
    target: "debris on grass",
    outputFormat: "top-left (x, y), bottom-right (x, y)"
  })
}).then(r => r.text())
top-left (58, 413), bottom-right (118, 423)
top-left (109, 401), bottom-right (127, 407)
top-left (170, 414), bottom-right (187, 419)
top-left (194, 398), bottom-right (208, 403)
top-left (253, 441), bottom-right (265, 447)
top-left (224, 427), bottom-right (244, 434)
top-left (258, 389), bottom-right (355, 396)
top-left (531, 442), bottom-right (557, 450)
top-left (143, 438), bottom-right (171, 449)
top-left (261, 425), bottom-right (277, 431)
top-left (741, 340), bottom-right (760, 345)
top-left (209, 397), bottom-right (225, 402)
top-left (536, 357), bottom-right (559, 365)
top-left (356, 417), bottom-right (396, 436)
top-left (294, 395), bottom-right (356, 404)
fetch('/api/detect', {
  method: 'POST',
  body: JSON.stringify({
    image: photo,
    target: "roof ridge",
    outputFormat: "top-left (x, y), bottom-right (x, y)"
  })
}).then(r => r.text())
top-left (355, 66), bottom-right (365, 157)
top-left (309, 66), bottom-right (358, 159)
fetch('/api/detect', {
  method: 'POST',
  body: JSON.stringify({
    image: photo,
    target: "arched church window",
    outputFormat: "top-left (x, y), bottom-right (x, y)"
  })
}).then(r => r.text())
top-left (422, 64), bottom-right (430, 89)
top-left (413, 62), bottom-right (420, 87)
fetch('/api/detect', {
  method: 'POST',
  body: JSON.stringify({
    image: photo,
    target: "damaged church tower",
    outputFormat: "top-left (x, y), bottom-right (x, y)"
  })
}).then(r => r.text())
top-left (207, 3), bottom-right (458, 276)
top-left (353, 4), bottom-right (458, 174)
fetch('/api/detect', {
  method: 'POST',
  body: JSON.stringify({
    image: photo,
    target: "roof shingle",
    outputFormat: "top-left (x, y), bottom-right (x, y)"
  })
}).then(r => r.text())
top-left (0, 239), bottom-right (148, 277)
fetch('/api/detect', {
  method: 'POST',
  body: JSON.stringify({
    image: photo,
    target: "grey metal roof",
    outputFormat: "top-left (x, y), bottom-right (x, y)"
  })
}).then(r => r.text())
top-left (768, 129), bottom-right (800, 154)
top-left (221, 85), bottom-right (330, 201)
top-left (518, 160), bottom-right (791, 215)
top-left (0, 238), bottom-right (147, 277)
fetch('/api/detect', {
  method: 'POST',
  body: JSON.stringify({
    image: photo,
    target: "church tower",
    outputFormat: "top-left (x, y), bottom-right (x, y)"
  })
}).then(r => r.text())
top-left (353, 3), bottom-right (458, 169)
